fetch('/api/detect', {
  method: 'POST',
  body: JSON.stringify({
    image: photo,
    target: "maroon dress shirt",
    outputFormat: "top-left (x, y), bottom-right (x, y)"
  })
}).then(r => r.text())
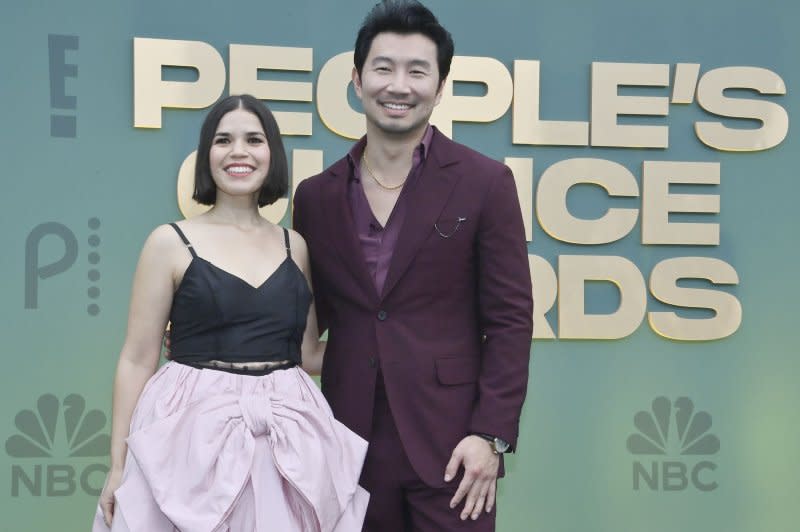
top-left (346, 126), bottom-right (434, 296)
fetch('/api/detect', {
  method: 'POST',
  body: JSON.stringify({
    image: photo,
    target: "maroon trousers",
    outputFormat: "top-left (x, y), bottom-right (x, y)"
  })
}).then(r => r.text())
top-left (359, 373), bottom-right (496, 532)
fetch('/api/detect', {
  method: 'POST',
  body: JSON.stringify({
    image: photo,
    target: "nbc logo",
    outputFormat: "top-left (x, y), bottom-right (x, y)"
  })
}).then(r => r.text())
top-left (626, 396), bottom-right (720, 492)
top-left (5, 394), bottom-right (110, 497)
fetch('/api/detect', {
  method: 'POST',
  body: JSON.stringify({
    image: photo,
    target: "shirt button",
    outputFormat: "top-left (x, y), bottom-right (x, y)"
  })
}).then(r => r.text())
top-left (377, 310), bottom-right (388, 321)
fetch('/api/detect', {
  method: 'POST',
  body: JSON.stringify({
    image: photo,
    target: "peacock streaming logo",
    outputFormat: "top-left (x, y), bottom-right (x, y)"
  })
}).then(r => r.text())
top-left (627, 396), bottom-right (720, 492)
top-left (5, 394), bottom-right (110, 497)
top-left (24, 218), bottom-right (103, 316)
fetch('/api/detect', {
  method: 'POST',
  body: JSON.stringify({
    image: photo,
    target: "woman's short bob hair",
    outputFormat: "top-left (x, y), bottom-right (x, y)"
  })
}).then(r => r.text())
top-left (193, 94), bottom-right (288, 207)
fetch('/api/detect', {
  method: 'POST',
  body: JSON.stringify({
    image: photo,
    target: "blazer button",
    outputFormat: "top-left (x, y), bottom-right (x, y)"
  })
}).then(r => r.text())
top-left (377, 310), bottom-right (388, 321)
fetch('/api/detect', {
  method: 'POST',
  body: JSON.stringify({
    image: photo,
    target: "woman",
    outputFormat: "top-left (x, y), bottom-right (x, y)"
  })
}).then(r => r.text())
top-left (93, 94), bottom-right (368, 531)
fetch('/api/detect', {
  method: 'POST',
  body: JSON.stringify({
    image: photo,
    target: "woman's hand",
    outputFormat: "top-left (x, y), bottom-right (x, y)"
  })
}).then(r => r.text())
top-left (99, 467), bottom-right (123, 526)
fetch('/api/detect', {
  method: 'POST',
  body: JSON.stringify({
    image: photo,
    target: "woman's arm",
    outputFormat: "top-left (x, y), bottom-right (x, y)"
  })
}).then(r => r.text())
top-left (288, 229), bottom-right (326, 376)
top-left (100, 225), bottom-right (179, 525)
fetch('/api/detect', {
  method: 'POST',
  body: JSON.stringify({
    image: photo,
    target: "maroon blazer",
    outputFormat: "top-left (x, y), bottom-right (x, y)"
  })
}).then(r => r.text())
top-left (293, 128), bottom-right (533, 488)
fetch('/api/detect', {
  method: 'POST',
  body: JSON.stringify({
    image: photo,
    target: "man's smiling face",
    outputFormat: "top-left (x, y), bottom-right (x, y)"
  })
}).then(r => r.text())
top-left (354, 32), bottom-right (444, 139)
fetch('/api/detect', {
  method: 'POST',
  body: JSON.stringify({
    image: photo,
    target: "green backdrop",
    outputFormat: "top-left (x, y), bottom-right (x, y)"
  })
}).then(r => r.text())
top-left (2, 1), bottom-right (798, 530)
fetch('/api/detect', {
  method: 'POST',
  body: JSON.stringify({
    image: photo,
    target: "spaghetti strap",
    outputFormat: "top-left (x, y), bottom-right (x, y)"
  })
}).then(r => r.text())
top-left (282, 227), bottom-right (292, 259)
top-left (168, 223), bottom-right (197, 258)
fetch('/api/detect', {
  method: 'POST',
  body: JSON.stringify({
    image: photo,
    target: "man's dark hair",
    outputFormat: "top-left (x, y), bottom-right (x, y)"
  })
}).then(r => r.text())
top-left (354, 0), bottom-right (455, 85)
top-left (193, 94), bottom-right (288, 207)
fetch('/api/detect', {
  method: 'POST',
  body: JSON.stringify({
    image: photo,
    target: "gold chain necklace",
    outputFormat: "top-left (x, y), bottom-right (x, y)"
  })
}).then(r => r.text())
top-left (361, 151), bottom-right (407, 191)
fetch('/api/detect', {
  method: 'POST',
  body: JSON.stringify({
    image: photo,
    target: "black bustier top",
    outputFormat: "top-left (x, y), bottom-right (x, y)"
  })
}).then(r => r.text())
top-left (167, 223), bottom-right (311, 366)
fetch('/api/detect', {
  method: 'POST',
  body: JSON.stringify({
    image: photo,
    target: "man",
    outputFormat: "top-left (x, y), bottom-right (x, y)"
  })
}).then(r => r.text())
top-left (293, 1), bottom-right (533, 530)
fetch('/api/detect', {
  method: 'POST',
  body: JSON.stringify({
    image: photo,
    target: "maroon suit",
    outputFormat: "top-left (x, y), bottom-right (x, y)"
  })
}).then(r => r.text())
top-left (293, 128), bottom-right (532, 526)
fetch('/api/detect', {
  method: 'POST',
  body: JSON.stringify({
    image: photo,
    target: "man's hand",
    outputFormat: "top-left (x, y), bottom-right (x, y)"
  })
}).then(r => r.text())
top-left (444, 434), bottom-right (500, 520)
top-left (162, 330), bottom-right (172, 359)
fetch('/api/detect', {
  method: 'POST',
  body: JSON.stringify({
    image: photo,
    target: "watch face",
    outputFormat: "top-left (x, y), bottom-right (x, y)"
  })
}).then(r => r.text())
top-left (494, 438), bottom-right (510, 453)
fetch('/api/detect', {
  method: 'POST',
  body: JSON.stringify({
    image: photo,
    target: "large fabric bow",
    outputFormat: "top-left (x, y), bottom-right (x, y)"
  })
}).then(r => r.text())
top-left (123, 394), bottom-right (367, 532)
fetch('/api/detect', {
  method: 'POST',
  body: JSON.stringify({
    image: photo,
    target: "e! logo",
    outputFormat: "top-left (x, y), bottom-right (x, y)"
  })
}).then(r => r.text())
top-left (48, 34), bottom-right (79, 138)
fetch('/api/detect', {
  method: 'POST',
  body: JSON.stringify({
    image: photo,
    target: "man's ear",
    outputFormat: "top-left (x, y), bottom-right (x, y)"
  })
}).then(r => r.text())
top-left (352, 67), bottom-right (363, 98)
top-left (434, 76), bottom-right (448, 106)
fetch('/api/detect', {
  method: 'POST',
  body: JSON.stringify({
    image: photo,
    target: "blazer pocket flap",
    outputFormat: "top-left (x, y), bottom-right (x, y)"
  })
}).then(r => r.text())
top-left (435, 357), bottom-right (480, 385)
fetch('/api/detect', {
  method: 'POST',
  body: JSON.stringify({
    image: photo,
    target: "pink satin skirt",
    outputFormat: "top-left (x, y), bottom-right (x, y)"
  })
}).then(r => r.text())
top-left (92, 362), bottom-right (369, 531)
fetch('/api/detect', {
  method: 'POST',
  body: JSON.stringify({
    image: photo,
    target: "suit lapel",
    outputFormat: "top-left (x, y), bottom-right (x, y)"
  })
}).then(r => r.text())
top-left (381, 132), bottom-right (460, 300)
top-left (320, 158), bottom-right (380, 302)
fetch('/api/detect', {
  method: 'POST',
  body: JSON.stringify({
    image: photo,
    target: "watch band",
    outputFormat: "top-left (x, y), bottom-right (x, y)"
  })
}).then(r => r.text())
top-left (473, 433), bottom-right (510, 454)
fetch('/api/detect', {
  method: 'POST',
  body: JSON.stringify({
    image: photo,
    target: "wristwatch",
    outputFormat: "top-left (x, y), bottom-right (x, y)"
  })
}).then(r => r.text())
top-left (475, 433), bottom-right (511, 454)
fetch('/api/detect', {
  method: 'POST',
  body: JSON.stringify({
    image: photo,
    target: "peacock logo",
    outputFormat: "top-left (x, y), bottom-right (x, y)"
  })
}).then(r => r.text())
top-left (627, 396), bottom-right (719, 491)
top-left (627, 396), bottom-right (720, 456)
top-left (6, 394), bottom-right (109, 497)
